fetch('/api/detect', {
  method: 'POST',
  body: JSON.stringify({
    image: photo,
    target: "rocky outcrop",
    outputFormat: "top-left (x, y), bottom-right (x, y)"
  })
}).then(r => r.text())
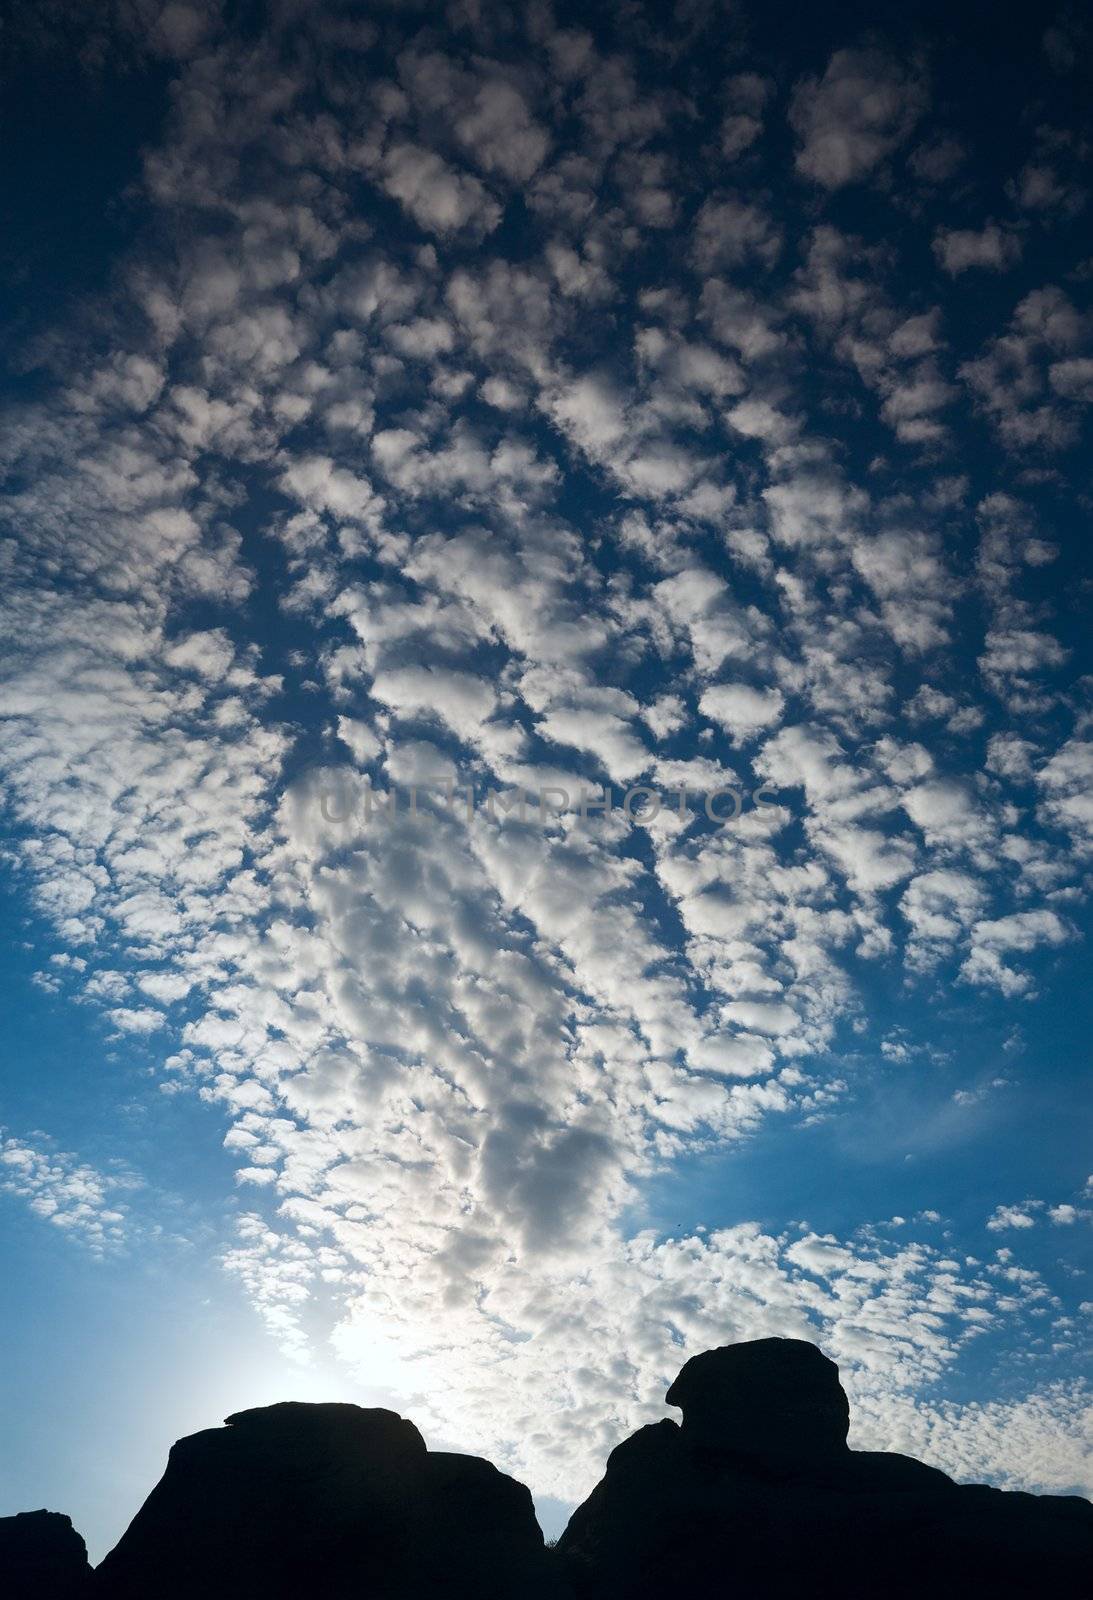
top-left (92, 1401), bottom-right (564, 1599)
top-left (558, 1336), bottom-right (1093, 1598)
top-left (665, 1335), bottom-right (850, 1457)
top-left (0, 1509), bottom-right (92, 1598)
top-left (4, 1340), bottom-right (1091, 1598)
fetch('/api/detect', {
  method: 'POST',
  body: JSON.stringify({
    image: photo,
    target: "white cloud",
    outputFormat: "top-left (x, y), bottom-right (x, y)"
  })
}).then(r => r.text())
top-left (790, 49), bottom-right (927, 188)
top-left (336, 715), bottom-right (383, 764)
top-left (961, 287), bottom-right (1091, 450)
top-left (692, 195), bottom-right (782, 272)
top-left (108, 1006), bottom-right (167, 1034)
top-left (370, 665), bottom-right (499, 743)
top-left (987, 1204), bottom-right (1040, 1231)
top-left (398, 51), bottom-right (550, 183)
top-left (700, 682), bottom-right (785, 743)
top-left (1037, 740), bottom-right (1093, 851)
top-left (720, 72), bottom-right (772, 159)
top-left (0, 1133), bottom-right (136, 1255)
top-left (381, 143), bottom-right (502, 238)
top-left (961, 912), bottom-right (1071, 996)
top-left (933, 223), bottom-right (1023, 275)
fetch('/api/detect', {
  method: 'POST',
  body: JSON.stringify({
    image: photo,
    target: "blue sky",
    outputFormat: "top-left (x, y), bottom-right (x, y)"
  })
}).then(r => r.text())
top-left (1, 0), bottom-right (1091, 1562)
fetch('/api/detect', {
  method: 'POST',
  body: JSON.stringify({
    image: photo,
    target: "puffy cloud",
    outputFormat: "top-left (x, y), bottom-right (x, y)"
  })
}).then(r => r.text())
top-left (901, 870), bottom-right (986, 970)
top-left (691, 195), bottom-right (782, 272)
top-left (961, 912), bottom-right (1071, 996)
top-left (278, 455), bottom-right (385, 526)
top-left (789, 49), bottom-right (927, 188)
top-left (397, 50), bottom-right (550, 183)
top-left (700, 279), bottom-right (786, 360)
top-left (370, 665), bottom-right (499, 742)
top-left (380, 143), bottom-right (502, 238)
top-left (108, 1005), bottom-right (167, 1034)
top-left (699, 683), bottom-right (785, 743)
top-left (961, 287), bottom-right (1092, 450)
top-left (987, 1204), bottom-right (1039, 1231)
top-left (164, 628), bottom-right (236, 679)
top-left (850, 530), bottom-right (953, 651)
top-left (933, 223), bottom-right (1023, 275)
top-left (1037, 740), bottom-right (1093, 852)
top-left (448, 79), bottom-right (549, 183)
top-left (720, 72), bottom-right (773, 160)
top-left (336, 715), bottom-right (383, 764)
top-left (535, 705), bottom-right (651, 782)
top-left (0, 1133), bottom-right (136, 1255)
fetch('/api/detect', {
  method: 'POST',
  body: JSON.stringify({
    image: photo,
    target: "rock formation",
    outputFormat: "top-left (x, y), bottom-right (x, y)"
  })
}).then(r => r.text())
top-left (3, 1339), bottom-right (1091, 1598)
top-left (665, 1334), bottom-right (850, 1457)
top-left (92, 1401), bottom-right (565, 1599)
top-left (0, 1509), bottom-right (92, 1598)
top-left (558, 1335), bottom-right (1093, 1598)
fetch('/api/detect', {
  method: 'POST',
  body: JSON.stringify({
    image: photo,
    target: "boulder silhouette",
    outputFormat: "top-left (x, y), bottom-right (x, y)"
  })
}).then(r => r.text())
top-left (665, 1335), bottom-right (850, 1457)
top-left (4, 1341), bottom-right (1091, 1599)
top-left (91, 1400), bottom-right (565, 1599)
top-left (558, 1336), bottom-right (1093, 1599)
top-left (0, 1509), bottom-right (93, 1598)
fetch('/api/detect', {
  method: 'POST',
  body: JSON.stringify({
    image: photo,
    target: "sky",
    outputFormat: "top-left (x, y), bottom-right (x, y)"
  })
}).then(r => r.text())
top-left (1, 0), bottom-right (1091, 1563)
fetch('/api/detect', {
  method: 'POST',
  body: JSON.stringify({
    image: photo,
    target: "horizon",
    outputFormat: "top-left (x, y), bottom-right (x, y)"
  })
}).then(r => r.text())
top-left (1, 0), bottom-right (1091, 1568)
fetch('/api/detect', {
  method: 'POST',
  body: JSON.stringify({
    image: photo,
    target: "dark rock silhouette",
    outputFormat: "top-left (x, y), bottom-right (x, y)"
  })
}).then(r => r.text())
top-left (92, 1401), bottom-right (564, 1599)
top-left (665, 1335), bottom-right (850, 1457)
top-left (4, 1339), bottom-right (1091, 1598)
top-left (0, 1509), bottom-right (92, 1598)
top-left (558, 1335), bottom-right (1093, 1599)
